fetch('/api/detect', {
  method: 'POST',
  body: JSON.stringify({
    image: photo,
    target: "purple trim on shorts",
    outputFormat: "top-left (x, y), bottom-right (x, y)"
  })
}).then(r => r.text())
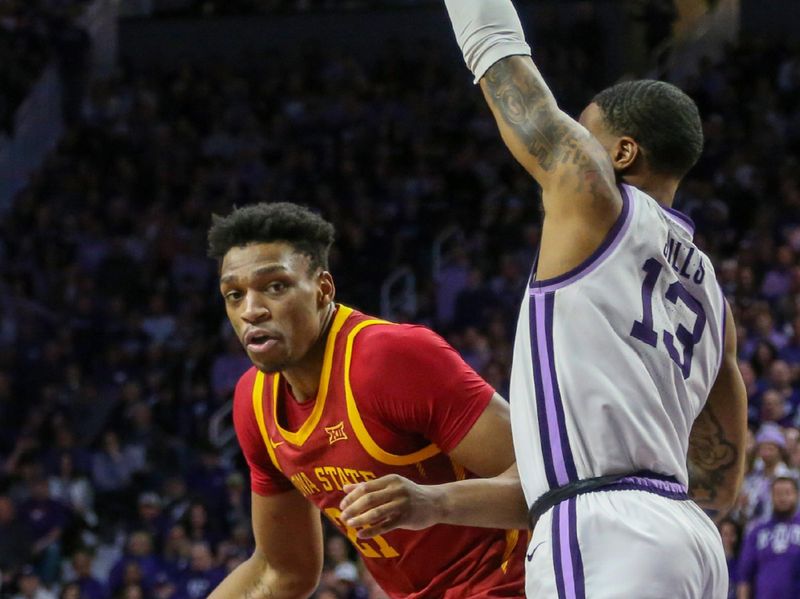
top-left (559, 502), bottom-right (576, 599)
top-left (530, 293), bottom-right (559, 489)
top-left (552, 500), bottom-right (584, 599)
top-left (661, 205), bottom-right (696, 237)
top-left (531, 292), bottom-right (576, 488)
top-left (605, 473), bottom-right (689, 500)
top-left (530, 183), bottom-right (633, 293)
top-left (552, 502), bottom-right (567, 599)
top-left (567, 498), bottom-right (586, 599)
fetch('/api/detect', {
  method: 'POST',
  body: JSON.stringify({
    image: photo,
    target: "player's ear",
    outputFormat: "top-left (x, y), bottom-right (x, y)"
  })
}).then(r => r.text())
top-left (612, 136), bottom-right (639, 172)
top-left (318, 271), bottom-right (335, 306)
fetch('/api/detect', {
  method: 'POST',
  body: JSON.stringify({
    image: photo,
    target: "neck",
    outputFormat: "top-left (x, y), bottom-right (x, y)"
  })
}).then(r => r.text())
top-left (774, 509), bottom-right (796, 521)
top-left (282, 303), bottom-right (336, 404)
top-left (622, 173), bottom-right (680, 208)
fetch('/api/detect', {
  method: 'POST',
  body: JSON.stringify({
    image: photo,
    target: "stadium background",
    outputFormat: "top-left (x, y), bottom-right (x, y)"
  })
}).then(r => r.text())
top-left (0, 0), bottom-right (798, 597)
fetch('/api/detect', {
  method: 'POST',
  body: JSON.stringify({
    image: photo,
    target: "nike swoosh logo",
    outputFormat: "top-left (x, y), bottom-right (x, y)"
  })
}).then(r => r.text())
top-left (527, 541), bottom-right (545, 562)
top-left (271, 440), bottom-right (284, 447)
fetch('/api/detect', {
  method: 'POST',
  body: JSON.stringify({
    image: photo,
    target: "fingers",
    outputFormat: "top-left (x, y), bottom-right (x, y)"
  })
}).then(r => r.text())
top-left (340, 474), bottom-right (400, 512)
top-left (357, 512), bottom-right (404, 538)
top-left (349, 500), bottom-right (406, 534)
top-left (341, 485), bottom-right (401, 526)
top-left (340, 482), bottom-right (369, 510)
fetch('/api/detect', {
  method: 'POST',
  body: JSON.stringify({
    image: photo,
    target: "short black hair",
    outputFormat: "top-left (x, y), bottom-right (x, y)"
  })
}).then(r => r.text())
top-left (773, 476), bottom-right (799, 491)
top-left (207, 202), bottom-right (335, 271)
top-left (592, 79), bottom-right (703, 178)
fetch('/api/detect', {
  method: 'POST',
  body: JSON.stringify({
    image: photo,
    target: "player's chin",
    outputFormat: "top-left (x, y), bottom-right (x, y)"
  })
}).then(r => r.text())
top-left (248, 351), bottom-right (288, 374)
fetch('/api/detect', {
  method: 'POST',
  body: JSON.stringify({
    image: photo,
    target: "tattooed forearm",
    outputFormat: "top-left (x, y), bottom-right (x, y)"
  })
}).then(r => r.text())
top-left (687, 404), bottom-right (738, 507)
top-left (483, 57), bottom-right (591, 174)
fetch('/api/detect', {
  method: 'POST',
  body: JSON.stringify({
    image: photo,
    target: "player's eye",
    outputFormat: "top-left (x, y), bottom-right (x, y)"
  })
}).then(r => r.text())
top-left (224, 290), bottom-right (242, 302)
top-left (266, 281), bottom-right (287, 294)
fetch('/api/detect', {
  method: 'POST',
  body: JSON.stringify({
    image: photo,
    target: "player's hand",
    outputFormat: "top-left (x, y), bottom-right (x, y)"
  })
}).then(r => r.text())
top-left (339, 474), bottom-right (443, 538)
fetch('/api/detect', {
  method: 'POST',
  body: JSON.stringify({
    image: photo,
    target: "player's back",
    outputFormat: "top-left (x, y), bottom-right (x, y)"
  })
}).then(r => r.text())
top-left (510, 183), bottom-right (726, 504)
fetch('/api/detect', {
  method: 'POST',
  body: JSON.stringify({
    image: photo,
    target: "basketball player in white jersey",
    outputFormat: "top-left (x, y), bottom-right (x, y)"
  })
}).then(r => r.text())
top-left (339, 0), bottom-right (748, 597)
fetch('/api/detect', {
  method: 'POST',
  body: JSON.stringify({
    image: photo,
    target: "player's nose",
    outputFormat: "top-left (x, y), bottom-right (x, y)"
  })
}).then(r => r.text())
top-left (241, 290), bottom-right (270, 324)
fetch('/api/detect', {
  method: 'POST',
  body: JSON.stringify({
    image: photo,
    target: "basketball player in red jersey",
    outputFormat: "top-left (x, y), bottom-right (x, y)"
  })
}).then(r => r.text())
top-left (207, 202), bottom-right (527, 599)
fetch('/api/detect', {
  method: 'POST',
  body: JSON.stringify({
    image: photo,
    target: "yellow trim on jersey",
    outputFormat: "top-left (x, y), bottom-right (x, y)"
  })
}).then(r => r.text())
top-left (344, 319), bottom-right (441, 466)
top-left (272, 305), bottom-right (353, 446)
top-left (500, 529), bottom-right (520, 574)
top-left (252, 370), bottom-right (283, 473)
top-left (450, 458), bottom-right (466, 481)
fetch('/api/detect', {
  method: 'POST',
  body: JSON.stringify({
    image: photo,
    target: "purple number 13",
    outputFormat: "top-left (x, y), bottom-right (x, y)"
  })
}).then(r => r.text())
top-left (630, 258), bottom-right (706, 379)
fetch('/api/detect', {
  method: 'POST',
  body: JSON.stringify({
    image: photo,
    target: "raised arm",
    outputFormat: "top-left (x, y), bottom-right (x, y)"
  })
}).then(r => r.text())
top-left (687, 300), bottom-right (747, 515)
top-left (445, 0), bottom-right (619, 218)
top-left (480, 57), bottom-right (616, 203)
top-left (444, 1), bottom-right (621, 278)
top-left (209, 489), bottom-right (323, 599)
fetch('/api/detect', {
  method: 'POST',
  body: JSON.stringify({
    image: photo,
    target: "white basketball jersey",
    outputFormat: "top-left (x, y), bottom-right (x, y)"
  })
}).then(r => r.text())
top-left (510, 183), bottom-right (726, 506)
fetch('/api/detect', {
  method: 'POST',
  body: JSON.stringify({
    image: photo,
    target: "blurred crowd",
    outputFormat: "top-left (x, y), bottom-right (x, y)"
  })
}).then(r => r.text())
top-left (0, 0), bottom-right (91, 134)
top-left (149, 0), bottom-right (690, 22)
top-left (1, 2), bottom-right (800, 597)
top-left (148, 0), bottom-right (511, 17)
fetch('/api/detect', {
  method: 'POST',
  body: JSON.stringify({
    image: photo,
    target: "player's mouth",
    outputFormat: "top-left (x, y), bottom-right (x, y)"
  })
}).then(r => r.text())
top-left (244, 329), bottom-right (281, 353)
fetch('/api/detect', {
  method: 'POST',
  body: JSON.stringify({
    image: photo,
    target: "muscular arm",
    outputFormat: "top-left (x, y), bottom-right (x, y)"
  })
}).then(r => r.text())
top-left (210, 490), bottom-right (323, 599)
top-left (431, 462), bottom-right (527, 530)
top-left (480, 57), bottom-right (611, 193)
top-left (443, 0), bottom-right (621, 276)
top-left (425, 392), bottom-right (527, 529)
top-left (687, 300), bottom-right (747, 514)
top-left (480, 57), bottom-right (621, 277)
top-left (340, 394), bottom-right (528, 534)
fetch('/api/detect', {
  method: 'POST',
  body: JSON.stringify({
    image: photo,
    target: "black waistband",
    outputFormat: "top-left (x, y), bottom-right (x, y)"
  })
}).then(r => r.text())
top-left (527, 470), bottom-right (689, 530)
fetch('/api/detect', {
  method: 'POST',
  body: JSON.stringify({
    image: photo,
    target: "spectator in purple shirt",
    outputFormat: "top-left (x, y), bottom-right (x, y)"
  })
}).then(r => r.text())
top-left (0, 494), bottom-right (33, 587)
top-left (778, 316), bottom-right (800, 366)
top-left (90, 431), bottom-right (134, 524)
top-left (18, 478), bottom-right (69, 585)
top-left (108, 531), bottom-right (163, 595)
top-left (128, 492), bottom-right (172, 553)
top-left (766, 360), bottom-right (800, 413)
top-left (152, 571), bottom-right (178, 599)
top-left (161, 523), bottom-right (192, 578)
top-left (760, 245), bottom-right (795, 300)
top-left (760, 390), bottom-right (795, 428)
top-left (738, 477), bottom-right (800, 598)
top-left (182, 500), bottom-right (223, 551)
top-left (185, 446), bottom-right (229, 520)
top-left (719, 518), bottom-right (742, 599)
top-left (739, 360), bottom-right (765, 423)
top-left (69, 549), bottom-right (108, 599)
top-left (173, 542), bottom-right (225, 599)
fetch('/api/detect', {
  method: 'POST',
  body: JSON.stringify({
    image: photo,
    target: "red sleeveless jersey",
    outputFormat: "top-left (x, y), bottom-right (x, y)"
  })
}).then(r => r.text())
top-left (233, 305), bottom-right (526, 598)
